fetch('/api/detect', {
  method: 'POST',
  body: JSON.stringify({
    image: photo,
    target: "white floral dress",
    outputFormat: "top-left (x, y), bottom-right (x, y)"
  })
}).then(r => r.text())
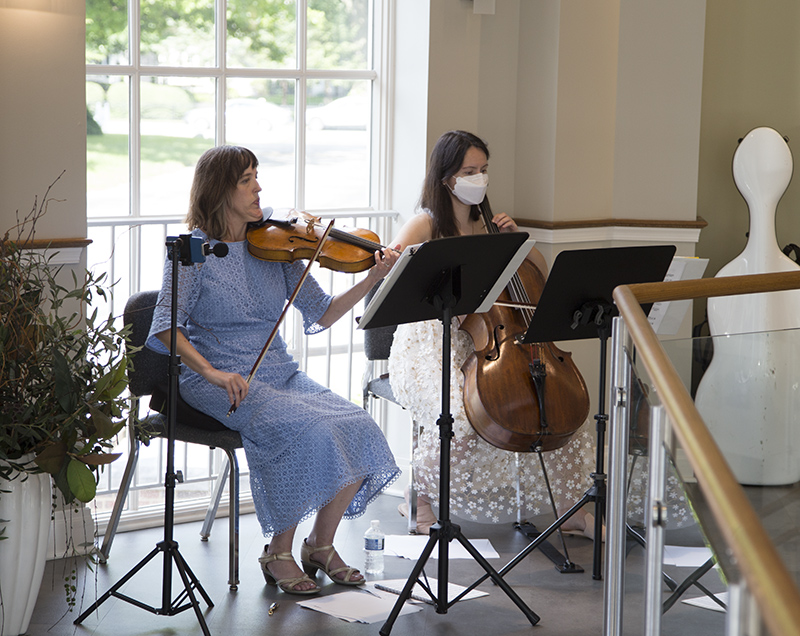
top-left (388, 317), bottom-right (597, 523)
top-left (389, 317), bottom-right (694, 529)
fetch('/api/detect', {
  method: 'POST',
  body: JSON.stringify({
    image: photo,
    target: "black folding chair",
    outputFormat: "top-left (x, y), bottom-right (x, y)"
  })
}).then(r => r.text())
top-left (99, 290), bottom-right (243, 590)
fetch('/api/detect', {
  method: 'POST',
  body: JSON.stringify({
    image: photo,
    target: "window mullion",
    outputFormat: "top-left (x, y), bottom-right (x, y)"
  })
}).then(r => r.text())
top-left (296, 0), bottom-right (308, 210)
top-left (218, 0), bottom-right (227, 69)
top-left (218, 0), bottom-right (227, 144)
top-left (129, 0), bottom-right (142, 220)
top-left (375, 0), bottom-right (395, 210)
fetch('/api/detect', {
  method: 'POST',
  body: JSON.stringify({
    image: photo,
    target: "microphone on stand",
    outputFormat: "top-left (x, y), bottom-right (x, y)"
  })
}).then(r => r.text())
top-left (169, 234), bottom-right (228, 265)
top-left (204, 241), bottom-right (229, 258)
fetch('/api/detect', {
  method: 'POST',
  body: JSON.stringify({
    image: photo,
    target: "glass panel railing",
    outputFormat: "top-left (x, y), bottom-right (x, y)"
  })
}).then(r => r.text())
top-left (623, 349), bottom-right (729, 636)
top-left (610, 280), bottom-right (800, 636)
top-left (659, 327), bottom-right (800, 589)
top-left (610, 324), bottom-right (800, 635)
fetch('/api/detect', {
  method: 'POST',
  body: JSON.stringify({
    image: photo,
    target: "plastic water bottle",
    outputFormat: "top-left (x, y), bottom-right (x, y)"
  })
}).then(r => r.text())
top-left (364, 519), bottom-right (385, 575)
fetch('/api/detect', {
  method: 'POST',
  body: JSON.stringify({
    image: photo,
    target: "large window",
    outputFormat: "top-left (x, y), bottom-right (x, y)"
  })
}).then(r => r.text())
top-left (85, 0), bottom-right (394, 526)
top-left (86, 0), bottom-right (380, 223)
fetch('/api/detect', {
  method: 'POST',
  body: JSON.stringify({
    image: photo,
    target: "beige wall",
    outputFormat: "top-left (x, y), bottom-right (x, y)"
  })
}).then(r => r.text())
top-left (0, 1), bottom-right (87, 248)
top-left (419, 0), bottom-right (706, 230)
top-left (698, 0), bottom-right (800, 291)
top-left (613, 0), bottom-right (706, 223)
top-left (551, 0), bottom-right (619, 223)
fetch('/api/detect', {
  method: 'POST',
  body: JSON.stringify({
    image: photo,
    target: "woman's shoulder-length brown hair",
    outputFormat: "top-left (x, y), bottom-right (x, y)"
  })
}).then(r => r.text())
top-left (186, 145), bottom-right (259, 240)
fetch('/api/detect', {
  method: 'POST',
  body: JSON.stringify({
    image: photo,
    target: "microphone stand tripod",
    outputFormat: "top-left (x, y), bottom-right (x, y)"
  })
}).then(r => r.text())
top-left (75, 235), bottom-right (215, 635)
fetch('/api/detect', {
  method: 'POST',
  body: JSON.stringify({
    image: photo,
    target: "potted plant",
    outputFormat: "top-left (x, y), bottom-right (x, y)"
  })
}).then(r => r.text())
top-left (0, 175), bottom-right (132, 635)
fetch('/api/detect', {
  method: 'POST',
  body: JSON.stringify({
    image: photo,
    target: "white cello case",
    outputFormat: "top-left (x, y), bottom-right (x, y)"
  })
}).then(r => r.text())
top-left (695, 126), bottom-right (800, 485)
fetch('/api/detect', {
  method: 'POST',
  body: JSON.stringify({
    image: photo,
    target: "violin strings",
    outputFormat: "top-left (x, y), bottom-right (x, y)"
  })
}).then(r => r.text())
top-left (329, 227), bottom-right (383, 253)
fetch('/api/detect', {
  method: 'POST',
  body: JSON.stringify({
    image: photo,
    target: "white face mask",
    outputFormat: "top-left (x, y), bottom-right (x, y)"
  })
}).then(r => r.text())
top-left (451, 173), bottom-right (489, 205)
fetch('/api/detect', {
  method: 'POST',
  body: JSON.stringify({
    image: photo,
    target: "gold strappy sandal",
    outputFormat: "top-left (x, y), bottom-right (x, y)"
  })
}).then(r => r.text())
top-left (300, 539), bottom-right (364, 586)
top-left (258, 545), bottom-right (321, 595)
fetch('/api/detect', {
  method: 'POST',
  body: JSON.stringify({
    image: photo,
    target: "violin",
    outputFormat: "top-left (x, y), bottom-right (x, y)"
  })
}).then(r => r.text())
top-left (458, 206), bottom-right (590, 452)
top-left (246, 212), bottom-right (385, 273)
top-left (230, 214), bottom-right (390, 416)
top-left (229, 219), bottom-right (338, 416)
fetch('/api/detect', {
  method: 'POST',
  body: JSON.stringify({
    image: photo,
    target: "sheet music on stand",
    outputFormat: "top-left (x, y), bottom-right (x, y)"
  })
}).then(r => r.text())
top-left (647, 256), bottom-right (709, 335)
top-left (359, 236), bottom-right (536, 330)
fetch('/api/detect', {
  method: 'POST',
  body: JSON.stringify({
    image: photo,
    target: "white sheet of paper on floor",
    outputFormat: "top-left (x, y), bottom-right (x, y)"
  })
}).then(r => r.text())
top-left (681, 591), bottom-right (728, 613)
top-left (384, 534), bottom-right (499, 560)
top-left (375, 578), bottom-right (489, 604)
top-left (297, 585), bottom-right (423, 623)
top-left (662, 545), bottom-right (715, 568)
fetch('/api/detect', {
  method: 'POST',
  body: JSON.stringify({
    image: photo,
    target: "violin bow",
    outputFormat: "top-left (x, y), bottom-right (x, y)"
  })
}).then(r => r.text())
top-left (227, 219), bottom-right (335, 416)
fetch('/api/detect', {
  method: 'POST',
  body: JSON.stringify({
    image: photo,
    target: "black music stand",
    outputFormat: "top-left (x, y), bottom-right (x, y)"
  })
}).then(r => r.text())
top-left (493, 245), bottom-right (676, 582)
top-left (360, 233), bottom-right (541, 635)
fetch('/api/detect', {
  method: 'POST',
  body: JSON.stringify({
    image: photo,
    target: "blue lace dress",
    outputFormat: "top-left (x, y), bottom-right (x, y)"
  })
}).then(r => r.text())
top-left (147, 230), bottom-right (400, 537)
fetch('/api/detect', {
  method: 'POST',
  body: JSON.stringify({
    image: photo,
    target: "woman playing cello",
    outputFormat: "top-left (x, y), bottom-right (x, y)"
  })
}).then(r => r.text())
top-left (388, 130), bottom-right (599, 535)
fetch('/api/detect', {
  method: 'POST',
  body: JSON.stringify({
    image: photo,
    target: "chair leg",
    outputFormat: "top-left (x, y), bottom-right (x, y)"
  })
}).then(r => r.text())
top-left (225, 449), bottom-right (240, 591)
top-left (98, 420), bottom-right (140, 563)
top-left (198, 450), bottom-right (239, 590)
top-left (515, 452), bottom-right (523, 525)
top-left (408, 419), bottom-right (419, 534)
top-left (200, 455), bottom-right (230, 541)
top-left (362, 360), bottom-right (375, 410)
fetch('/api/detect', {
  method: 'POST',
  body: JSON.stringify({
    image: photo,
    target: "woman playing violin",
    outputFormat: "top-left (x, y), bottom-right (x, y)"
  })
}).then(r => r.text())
top-left (388, 130), bottom-right (599, 536)
top-left (147, 145), bottom-right (400, 595)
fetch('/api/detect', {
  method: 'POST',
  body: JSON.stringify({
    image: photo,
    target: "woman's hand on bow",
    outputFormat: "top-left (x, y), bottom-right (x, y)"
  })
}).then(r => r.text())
top-left (205, 369), bottom-right (250, 408)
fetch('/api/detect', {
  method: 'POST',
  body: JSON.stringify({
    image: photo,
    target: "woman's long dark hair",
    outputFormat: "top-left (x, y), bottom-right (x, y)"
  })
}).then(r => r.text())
top-left (420, 130), bottom-right (492, 239)
top-left (186, 145), bottom-right (259, 240)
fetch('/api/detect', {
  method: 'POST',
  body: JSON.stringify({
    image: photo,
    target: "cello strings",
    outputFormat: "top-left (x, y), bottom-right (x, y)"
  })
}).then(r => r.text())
top-left (478, 203), bottom-right (549, 437)
top-left (478, 202), bottom-right (536, 325)
top-left (477, 203), bottom-right (538, 352)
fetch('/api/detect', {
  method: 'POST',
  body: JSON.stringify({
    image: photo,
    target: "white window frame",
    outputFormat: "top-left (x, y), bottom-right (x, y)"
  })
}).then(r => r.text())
top-left (86, 0), bottom-right (398, 531)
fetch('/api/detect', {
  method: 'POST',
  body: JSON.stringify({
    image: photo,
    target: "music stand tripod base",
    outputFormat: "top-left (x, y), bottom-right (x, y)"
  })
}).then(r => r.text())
top-left (503, 245), bottom-right (676, 582)
top-left (360, 234), bottom-right (540, 635)
top-left (514, 521), bottom-right (585, 573)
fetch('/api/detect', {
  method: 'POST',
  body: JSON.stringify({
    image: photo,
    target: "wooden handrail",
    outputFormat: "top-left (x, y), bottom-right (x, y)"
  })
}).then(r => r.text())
top-left (614, 273), bottom-right (800, 636)
top-left (626, 270), bottom-right (800, 303)
top-left (516, 216), bottom-right (708, 231)
top-left (5, 237), bottom-right (92, 250)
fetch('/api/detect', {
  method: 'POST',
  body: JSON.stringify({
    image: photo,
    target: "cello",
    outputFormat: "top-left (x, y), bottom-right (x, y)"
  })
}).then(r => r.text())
top-left (459, 206), bottom-right (590, 452)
